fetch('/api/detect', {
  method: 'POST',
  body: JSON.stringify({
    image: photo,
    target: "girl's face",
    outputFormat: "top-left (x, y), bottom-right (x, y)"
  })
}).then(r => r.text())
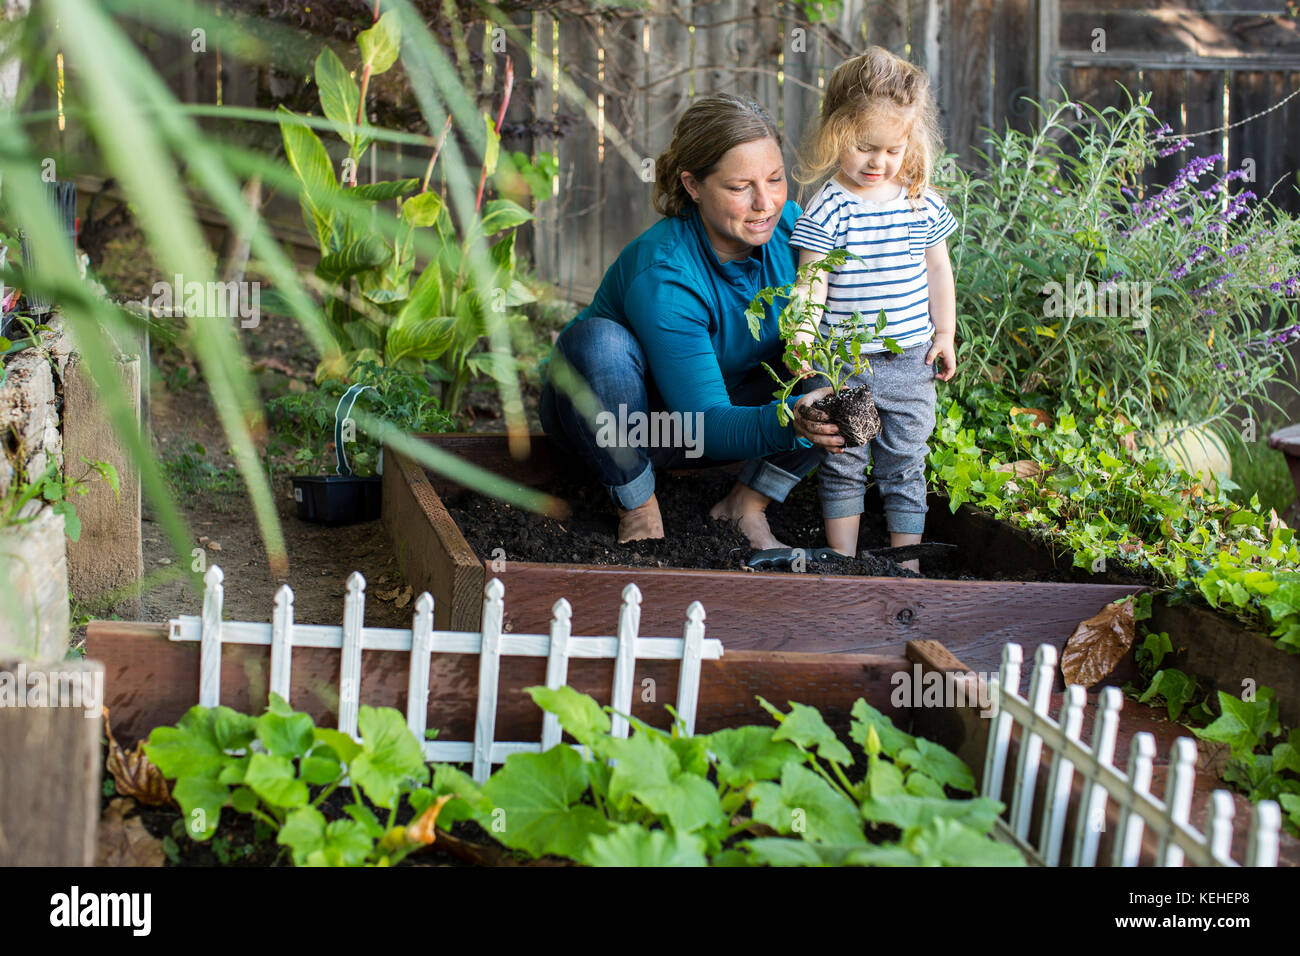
top-left (838, 116), bottom-right (910, 192)
top-left (681, 136), bottom-right (786, 261)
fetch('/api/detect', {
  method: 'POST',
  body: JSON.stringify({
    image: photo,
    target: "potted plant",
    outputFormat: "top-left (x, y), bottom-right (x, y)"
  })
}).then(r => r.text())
top-left (746, 249), bottom-right (900, 447)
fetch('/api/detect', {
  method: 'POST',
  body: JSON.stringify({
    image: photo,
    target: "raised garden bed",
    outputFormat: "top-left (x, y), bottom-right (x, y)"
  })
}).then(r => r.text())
top-left (382, 433), bottom-right (1143, 680)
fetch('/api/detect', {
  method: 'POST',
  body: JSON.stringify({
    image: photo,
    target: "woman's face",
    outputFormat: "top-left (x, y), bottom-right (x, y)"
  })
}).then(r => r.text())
top-left (681, 137), bottom-right (786, 262)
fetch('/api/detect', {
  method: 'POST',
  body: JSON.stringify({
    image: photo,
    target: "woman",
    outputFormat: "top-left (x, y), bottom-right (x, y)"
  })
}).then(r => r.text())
top-left (539, 93), bottom-right (844, 546)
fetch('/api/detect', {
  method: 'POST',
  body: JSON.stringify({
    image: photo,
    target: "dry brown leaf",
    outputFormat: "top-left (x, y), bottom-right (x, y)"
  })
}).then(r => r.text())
top-left (207, 541), bottom-right (222, 551)
top-left (394, 585), bottom-right (413, 609)
top-left (993, 459), bottom-right (1044, 479)
top-left (1010, 406), bottom-right (1052, 430)
top-left (104, 707), bottom-right (173, 807)
top-left (96, 799), bottom-right (166, 867)
top-left (376, 587), bottom-right (401, 601)
top-left (1061, 597), bottom-right (1136, 688)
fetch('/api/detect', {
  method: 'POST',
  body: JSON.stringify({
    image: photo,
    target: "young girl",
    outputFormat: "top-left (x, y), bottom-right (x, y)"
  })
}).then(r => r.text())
top-left (789, 46), bottom-right (958, 570)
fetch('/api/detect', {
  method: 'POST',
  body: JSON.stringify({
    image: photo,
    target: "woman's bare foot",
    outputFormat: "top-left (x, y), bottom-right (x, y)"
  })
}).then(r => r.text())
top-left (709, 482), bottom-right (787, 551)
top-left (617, 494), bottom-right (665, 543)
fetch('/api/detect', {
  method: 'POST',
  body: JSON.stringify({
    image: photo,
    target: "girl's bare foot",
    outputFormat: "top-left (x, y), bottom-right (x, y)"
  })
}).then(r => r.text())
top-left (617, 494), bottom-right (665, 542)
top-left (709, 482), bottom-right (787, 551)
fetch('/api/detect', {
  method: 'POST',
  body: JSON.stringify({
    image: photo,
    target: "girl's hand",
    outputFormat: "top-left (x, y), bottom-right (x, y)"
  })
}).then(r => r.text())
top-left (926, 335), bottom-right (957, 382)
top-left (792, 388), bottom-right (846, 453)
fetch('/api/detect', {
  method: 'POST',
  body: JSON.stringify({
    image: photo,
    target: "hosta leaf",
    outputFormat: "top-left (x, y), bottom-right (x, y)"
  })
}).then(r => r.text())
top-left (314, 47), bottom-right (360, 147)
top-left (480, 745), bottom-right (607, 859)
top-left (749, 763), bottom-right (866, 845)
top-left (579, 823), bottom-right (708, 867)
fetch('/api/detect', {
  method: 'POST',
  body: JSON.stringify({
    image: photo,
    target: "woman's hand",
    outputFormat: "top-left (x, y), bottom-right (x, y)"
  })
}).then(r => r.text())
top-left (792, 388), bottom-right (846, 453)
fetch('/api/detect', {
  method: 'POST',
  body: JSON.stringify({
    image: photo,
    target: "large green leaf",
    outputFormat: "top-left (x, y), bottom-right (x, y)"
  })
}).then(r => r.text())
top-left (429, 764), bottom-right (493, 828)
top-left (387, 316), bottom-right (456, 364)
top-left (278, 806), bottom-right (373, 867)
top-left (861, 795), bottom-right (1003, 832)
top-left (849, 698), bottom-right (916, 759)
top-left (316, 234), bottom-right (392, 284)
top-left (907, 818), bottom-right (1026, 866)
top-left (706, 725), bottom-right (803, 788)
top-left (605, 733), bottom-right (726, 834)
top-left (172, 776), bottom-right (229, 841)
top-left (526, 686), bottom-right (610, 749)
top-left (402, 191), bottom-right (444, 227)
top-left (749, 763), bottom-right (866, 845)
top-left (579, 823), bottom-right (708, 867)
top-left (741, 838), bottom-right (918, 867)
top-left (480, 745), bottom-right (608, 859)
top-left (350, 706), bottom-right (430, 808)
top-left (314, 47), bottom-right (360, 148)
top-left (348, 178), bottom-right (421, 201)
top-left (278, 106), bottom-right (338, 253)
top-left (244, 752), bottom-right (309, 809)
top-left (480, 197), bottom-right (533, 235)
top-left (357, 10), bottom-right (401, 76)
top-left (759, 698), bottom-right (853, 766)
top-left (143, 707), bottom-right (225, 780)
top-left (895, 738), bottom-right (977, 794)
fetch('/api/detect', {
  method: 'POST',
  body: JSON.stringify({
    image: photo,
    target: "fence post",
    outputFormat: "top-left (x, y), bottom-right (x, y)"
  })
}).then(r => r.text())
top-left (982, 642), bottom-right (1022, 806)
top-left (269, 584), bottom-right (294, 704)
top-left (1246, 801), bottom-right (1281, 867)
top-left (1159, 737), bottom-right (1197, 866)
top-left (406, 592), bottom-right (434, 743)
top-left (1011, 643), bottom-right (1056, 840)
top-left (472, 578), bottom-right (506, 783)
top-left (1208, 790), bottom-right (1236, 863)
top-left (674, 601), bottom-right (706, 736)
top-left (608, 583), bottom-right (641, 740)
top-left (540, 598), bottom-right (572, 751)
top-left (1114, 732), bottom-right (1156, 867)
top-left (1041, 684), bottom-right (1085, 865)
top-left (1071, 685), bottom-right (1123, 867)
top-left (198, 565), bottom-right (224, 707)
top-left (339, 572), bottom-right (365, 738)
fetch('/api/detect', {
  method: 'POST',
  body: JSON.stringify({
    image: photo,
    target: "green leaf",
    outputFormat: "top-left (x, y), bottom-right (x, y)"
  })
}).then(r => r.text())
top-left (278, 106), bottom-right (338, 252)
top-left (387, 316), bottom-right (456, 365)
top-left (312, 726), bottom-right (361, 765)
top-left (1138, 668), bottom-right (1196, 721)
top-left (1193, 691), bottom-right (1275, 761)
top-left (481, 113), bottom-right (501, 181)
top-left (144, 707), bottom-right (225, 780)
top-left (314, 47), bottom-right (360, 147)
top-left (895, 738), bottom-right (977, 794)
top-left (761, 699), bottom-right (853, 766)
top-left (244, 752), bottom-right (309, 809)
top-left (850, 699), bottom-right (916, 758)
top-left (430, 763), bottom-right (493, 827)
top-left (579, 823), bottom-right (708, 867)
top-left (706, 725), bottom-right (803, 787)
top-left (401, 191), bottom-right (444, 227)
top-left (172, 776), bottom-right (229, 841)
top-left (480, 197), bottom-right (532, 235)
top-left (256, 707), bottom-right (314, 760)
top-left (229, 786), bottom-right (260, 814)
top-left (343, 801), bottom-right (385, 839)
top-left (1140, 630), bottom-right (1174, 669)
top-left (350, 706), bottom-right (429, 808)
top-left (357, 10), bottom-right (401, 76)
top-left (480, 745), bottom-right (608, 859)
top-left (526, 686), bottom-right (610, 749)
top-left (300, 754), bottom-right (343, 785)
top-left (907, 817), bottom-right (1026, 866)
top-left (605, 732), bottom-right (726, 833)
top-left (347, 178), bottom-right (421, 201)
top-left (741, 837), bottom-right (919, 867)
top-left (316, 234), bottom-right (392, 284)
top-left (749, 763), bottom-right (867, 845)
top-left (861, 795), bottom-right (1003, 832)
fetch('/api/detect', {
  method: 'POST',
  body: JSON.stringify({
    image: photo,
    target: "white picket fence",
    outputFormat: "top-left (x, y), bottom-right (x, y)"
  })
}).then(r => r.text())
top-left (982, 642), bottom-right (1282, 867)
top-left (169, 566), bottom-right (723, 782)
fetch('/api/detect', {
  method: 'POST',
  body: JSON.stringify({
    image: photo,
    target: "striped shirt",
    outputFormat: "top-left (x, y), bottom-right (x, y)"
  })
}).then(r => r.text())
top-left (789, 178), bottom-right (957, 352)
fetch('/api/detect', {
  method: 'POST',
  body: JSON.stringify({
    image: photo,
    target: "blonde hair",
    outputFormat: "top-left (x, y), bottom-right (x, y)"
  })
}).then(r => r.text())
top-left (653, 93), bottom-right (781, 218)
top-left (794, 47), bottom-right (942, 206)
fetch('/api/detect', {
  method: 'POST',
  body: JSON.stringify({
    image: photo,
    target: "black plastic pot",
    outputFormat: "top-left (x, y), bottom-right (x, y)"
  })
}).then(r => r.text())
top-left (292, 474), bottom-right (382, 524)
top-left (291, 382), bottom-right (383, 525)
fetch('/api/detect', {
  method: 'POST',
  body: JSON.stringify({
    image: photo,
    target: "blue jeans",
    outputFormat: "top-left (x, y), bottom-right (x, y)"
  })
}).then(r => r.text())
top-left (539, 316), bottom-right (820, 510)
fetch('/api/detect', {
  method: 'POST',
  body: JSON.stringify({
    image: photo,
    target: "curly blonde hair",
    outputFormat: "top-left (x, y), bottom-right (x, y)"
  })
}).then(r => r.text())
top-left (794, 46), bottom-right (943, 206)
top-left (653, 93), bottom-right (781, 218)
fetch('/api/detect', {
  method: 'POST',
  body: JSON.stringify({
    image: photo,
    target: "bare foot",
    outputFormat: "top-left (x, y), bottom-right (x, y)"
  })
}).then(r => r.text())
top-left (899, 559), bottom-right (920, 573)
top-left (709, 482), bottom-right (788, 551)
top-left (617, 494), bottom-right (665, 543)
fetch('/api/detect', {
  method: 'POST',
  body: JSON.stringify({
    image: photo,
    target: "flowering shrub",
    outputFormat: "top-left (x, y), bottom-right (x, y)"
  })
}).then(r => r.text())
top-left (940, 90), bottom-right (1300, 439)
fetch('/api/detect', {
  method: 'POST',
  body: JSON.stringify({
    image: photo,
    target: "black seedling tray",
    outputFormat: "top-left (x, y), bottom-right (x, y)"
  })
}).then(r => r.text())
top-left (291, 475), bottom-right (382, 525)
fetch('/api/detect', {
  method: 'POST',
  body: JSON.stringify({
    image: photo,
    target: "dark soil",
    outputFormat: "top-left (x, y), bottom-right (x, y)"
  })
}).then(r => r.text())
top-left (814, 383), bottom-right (880, 448)
top-left (446, 467), bottom-right (937, 578)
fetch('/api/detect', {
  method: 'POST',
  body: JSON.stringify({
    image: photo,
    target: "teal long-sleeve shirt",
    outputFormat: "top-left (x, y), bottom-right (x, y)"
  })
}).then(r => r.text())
top-left (560, 200), bottom-right (804, 461)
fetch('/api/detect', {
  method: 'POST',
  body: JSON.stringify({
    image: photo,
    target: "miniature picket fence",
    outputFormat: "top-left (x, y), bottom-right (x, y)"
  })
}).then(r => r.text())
top-left (168, 566), bottom-right (723, 782)
top-left (982, 642), bottom-right (1281, 867)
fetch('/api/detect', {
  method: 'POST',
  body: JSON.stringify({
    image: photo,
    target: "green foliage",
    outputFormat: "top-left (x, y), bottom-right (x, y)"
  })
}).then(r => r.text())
top-left (428, 689), bottom-right (1022, 867)
top-left (143, 693), bottom-right (438, 866)
top-left (926, 385), bottom-right (1300, 652)
top-left (264, 360), bottom-right (455, 478)
top-left (0, 457), bottom-right (120, 542)
top-left (275, 21), bottom-right (537, 417)
top-left (745, 249), bottom-right (901, 424)
top-left (946, 92), bottom-right (1300, 435)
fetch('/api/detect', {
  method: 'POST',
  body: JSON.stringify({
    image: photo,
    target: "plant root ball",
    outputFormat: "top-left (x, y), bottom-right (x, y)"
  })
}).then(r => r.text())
top-left (813, 383), bottom-right (881, 448)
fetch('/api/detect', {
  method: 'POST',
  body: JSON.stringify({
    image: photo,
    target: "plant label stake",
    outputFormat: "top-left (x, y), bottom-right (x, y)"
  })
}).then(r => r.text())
top-left (291, 383), bottom-right (383, 524)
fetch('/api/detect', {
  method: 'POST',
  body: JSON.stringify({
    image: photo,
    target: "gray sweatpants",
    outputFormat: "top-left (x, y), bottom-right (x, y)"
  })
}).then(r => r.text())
top-left (811, 341), bottom-right (937, 535)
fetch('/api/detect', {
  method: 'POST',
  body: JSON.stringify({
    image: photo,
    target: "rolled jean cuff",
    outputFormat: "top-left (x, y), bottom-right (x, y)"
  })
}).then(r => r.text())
top-left (821, 496), bottom-right (866, 520)
top-left (737, 458), bottom-right (801, 503)
top-left (610, 460), bottom-right (655, 511)
top-left (885, 510), bottom-right (927, 535)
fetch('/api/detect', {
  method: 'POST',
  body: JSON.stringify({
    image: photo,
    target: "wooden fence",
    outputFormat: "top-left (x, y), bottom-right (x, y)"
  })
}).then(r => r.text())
top-left (982, 642), bottom-right (1282, 867)
top-left (168, 565), bottom-right (722, 782)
